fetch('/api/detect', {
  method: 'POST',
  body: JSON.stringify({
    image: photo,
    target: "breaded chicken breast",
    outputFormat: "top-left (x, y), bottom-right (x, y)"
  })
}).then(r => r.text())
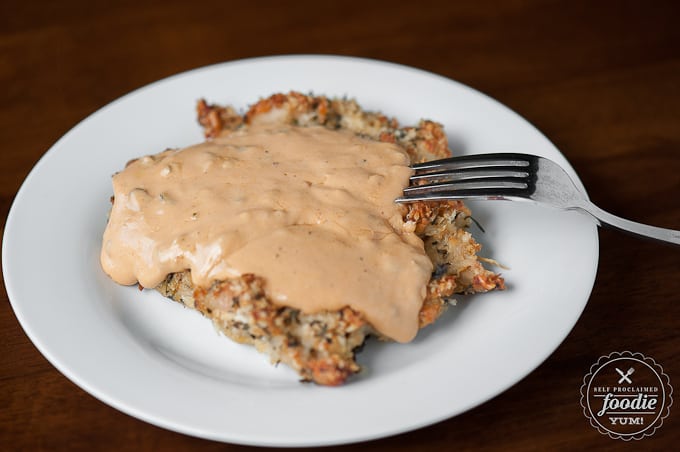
top-left (147, 92), bottom-right (503, 385)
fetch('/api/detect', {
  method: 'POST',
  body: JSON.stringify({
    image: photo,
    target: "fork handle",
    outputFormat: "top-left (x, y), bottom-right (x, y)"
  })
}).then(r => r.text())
top-left (575, 201), bottom-right (680, 246)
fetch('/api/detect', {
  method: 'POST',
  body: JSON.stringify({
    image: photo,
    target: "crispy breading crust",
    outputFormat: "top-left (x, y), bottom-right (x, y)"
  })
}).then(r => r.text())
top-left (155, 92), bottom-right (503, 385)
top-left (156, 272), bottom-right (370, 385)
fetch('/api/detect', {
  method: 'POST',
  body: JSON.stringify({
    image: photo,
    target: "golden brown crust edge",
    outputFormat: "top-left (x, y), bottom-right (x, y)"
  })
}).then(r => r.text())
top-left (156, 272), bottom-right (370, 386)
top-left (153, 92), bottom-right (505, 385)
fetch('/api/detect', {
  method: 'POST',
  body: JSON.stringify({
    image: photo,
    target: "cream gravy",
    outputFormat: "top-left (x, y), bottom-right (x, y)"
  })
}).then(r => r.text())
top-left (100, 125), bottom-right (433, 342)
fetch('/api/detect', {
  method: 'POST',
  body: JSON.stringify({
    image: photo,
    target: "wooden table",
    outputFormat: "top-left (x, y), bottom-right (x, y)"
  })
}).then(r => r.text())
top-left (2, 1), bottom-right (678, 450)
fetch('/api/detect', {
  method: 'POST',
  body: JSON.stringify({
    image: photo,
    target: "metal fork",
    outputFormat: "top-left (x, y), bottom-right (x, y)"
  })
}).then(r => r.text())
top-left (396, 153), bottom-right (680, 246)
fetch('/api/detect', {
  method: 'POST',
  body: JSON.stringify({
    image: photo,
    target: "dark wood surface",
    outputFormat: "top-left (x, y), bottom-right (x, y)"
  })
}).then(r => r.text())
top-left (1, 1), bottom-right (678, 450)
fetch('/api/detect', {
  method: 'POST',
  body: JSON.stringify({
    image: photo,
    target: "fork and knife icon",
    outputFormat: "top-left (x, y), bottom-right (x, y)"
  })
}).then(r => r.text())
top-left (616, 367), bottom-right (635, 384)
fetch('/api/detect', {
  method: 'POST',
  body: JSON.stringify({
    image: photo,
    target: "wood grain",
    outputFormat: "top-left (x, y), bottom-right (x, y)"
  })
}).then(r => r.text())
top-left (1, 1), bottom-right (678, 450)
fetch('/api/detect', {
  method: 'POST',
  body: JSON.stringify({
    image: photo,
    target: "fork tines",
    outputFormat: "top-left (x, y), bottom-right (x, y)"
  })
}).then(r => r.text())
top-left (396, 153), bottom-right (538, 202)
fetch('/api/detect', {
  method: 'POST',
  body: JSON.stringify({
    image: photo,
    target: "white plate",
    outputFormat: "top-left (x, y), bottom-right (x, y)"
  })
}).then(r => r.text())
top-left (3, 55), bottom-right (598, 447)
